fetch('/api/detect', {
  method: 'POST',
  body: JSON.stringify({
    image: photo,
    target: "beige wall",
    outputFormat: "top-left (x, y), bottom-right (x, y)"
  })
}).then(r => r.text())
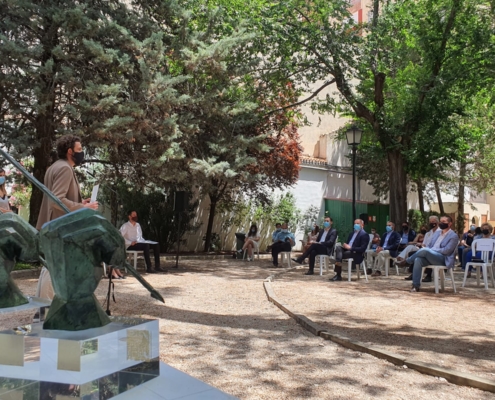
top-left (430, 202), bottom-right (490, 228)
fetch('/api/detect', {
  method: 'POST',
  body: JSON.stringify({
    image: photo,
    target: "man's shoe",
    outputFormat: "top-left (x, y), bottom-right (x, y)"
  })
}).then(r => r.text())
top-left (273, 263), bottom-right (279, 267)
top-left (422, 276), bottom-right (432, 283)
top-left (146, 269), bottom-right (157, 273)
top-left (467, 271), bottom-right (472, 278)
top-left (404, 274), bottom-right (413, 281)
top-left (397, 260), bottom-right (409, 267)
top-left (292, 258), bottom-right (303, 265)
top-left (410, 285), bottom-right (420, 292)
top-left (371, 270), bottom-right (381, 277)
top-left (304, 270), bottom-right (314, 275)
top-left (329, 275), bottom-right (342, 281)
top-left (366, 268), bottom-right (372, 275)
top-left (396, 257), bottom-right (404, 262)
top-left (154, 267), bottom-right (166, 273)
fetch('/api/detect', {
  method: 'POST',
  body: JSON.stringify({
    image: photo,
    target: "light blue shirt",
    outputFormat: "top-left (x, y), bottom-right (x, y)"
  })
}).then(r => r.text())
top-left (319, 230), bottom-right (328, 243)
top-left (274, 230), bottom-right (295, 245)
top-left (349, 231), bottom-right (359, 247)
top-left (401, 233), bottom-right (408, 244)
top-left (383, 231), bottom-right (393, 248)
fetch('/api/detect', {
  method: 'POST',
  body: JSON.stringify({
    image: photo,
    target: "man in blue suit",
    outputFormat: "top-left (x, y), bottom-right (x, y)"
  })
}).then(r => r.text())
top-left (401, 215), bottom-right (459, 292)
top-left (367, 221), bottom-right (401, 276)
top-left (330, 219), bottom-right (370, 282)
top-left (293, 216), bottom-right (337, 275)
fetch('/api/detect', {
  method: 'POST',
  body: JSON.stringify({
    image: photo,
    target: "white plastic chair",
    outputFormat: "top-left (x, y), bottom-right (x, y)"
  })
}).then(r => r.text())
top-left (280, 251), bottom-right (292, 267)
top-left (126, 250), bottom-right (143, 269)
top-left (462, 239), bottom-right (495, 290)
top-left (317, 238), bottom-right (339, 276)
top-left (342, 236), bottom-right (372, 282)
top-left (243, 241), bottom-right (260, 261)
top-left (421, 265), bottom-right (456, 294)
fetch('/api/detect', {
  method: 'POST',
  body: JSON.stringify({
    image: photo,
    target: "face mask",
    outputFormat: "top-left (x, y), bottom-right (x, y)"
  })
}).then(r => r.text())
top-left (131, 216), bottom-right (138, 222)
top-left (281, 229), bottom-right (288, 233)
top-left (429, 223), bottom-right (437, 229)
top-left (250, 228), bottom-right (256, 233)
top-left (354, 224), bottom-right (361, 231)
top-left (0, 177), bottom-right (5, 185)
top-left (421, 229), bottom-right (427, 234)
top-left (72, 150), bottom-right (85, 166)
top-left (439, 222), bottom-right (449, 230)
top-left (323, 221), bottom-right (330, 228)
top-left (402, 226), bottom-right (408, 231)
top-left (482, 229), bottom-right (490, 235)
top-left (385, 226), bottom-right (392, 232)
top-left (470, 226), bottom-right (476, 231)
top-left (276, 228), bottom-right (281, 232)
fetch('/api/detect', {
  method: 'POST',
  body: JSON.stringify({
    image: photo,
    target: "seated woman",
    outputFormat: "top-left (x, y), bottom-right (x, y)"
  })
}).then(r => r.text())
top-left (239, 224), bottom-right (261, 261)
top-left (302, 225), bottom-right (319, 253)
top-left (0, 168), bottom-right (12, 214)
top-left (397, 225), bottom-right (427, 261)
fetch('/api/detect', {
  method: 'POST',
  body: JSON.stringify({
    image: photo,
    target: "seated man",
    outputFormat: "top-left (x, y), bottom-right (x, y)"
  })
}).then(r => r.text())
top-left (271, 222), bottom-right (295, 267)
top-left (292, 216), bottom-right (337, 275)
top-left (402, 215), bottom-right (440, 281)
top-left (458, 224), bottom-right (476, 266)
top-left (330, 219), bottom-right (370, 282)
top-left (400, 215), bottom-right (458, 292)
top-left (398, 221), bottom-right (416, 251)
top-left (367, 221), bottom-right (401, 277)
top-left (120, 210), bottom-right (165, 273)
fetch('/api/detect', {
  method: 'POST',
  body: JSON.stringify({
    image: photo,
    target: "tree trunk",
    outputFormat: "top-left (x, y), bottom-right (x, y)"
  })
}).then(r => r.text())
top-left (434, 178), bottom-right (444, 215)
top-left (387, 150), bottom-right (408, 226)
top-left (110, 188), bottom-right (118, 227)
top-left (204, 195), bottom-right (218, 252)
top-left (456, 162), bottom-right (466, 234)
top-left (415, 178), bottom-right (425, 213)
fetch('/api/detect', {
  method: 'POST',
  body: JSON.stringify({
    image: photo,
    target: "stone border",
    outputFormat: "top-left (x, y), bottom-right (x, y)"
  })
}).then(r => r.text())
top-left (263, 269), bottom-right (495, 394)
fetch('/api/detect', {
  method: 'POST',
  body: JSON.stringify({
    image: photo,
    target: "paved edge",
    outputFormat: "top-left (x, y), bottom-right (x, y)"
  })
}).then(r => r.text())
top-left (263, 270), bottom-right (495, 394)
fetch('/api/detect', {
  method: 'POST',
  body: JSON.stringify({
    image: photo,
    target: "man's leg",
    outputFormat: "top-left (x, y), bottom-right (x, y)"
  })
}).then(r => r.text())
top-left (127, 243), bottom-right (154, 272)
top-left (330, 248), bottom-right (352, 281)
top-left (151, 243), bottom-right (165, 272)
top-left (373, 251), bottom-right (390, 276)
top-left (457, 246), bottom-right (465, 266)
top-left (411, 249), bottom-right (445, 291)
top-left (366, 250), bottom-right (378, 270)
top-left (296, 243), bottom-right (318, 263)
top-left (306, 246), bottom-right (327, 274)
top-left (272, 242), bottom-right (283, 266)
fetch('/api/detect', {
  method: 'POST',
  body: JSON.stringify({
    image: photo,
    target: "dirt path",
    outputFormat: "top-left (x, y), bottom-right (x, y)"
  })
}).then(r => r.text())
top-left (3, 259), bottom-right (493, 399)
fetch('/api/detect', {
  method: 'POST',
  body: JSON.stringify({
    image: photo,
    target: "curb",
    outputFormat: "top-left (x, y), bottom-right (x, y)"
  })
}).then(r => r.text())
top-left (263, 276), bottom-right (495, 394)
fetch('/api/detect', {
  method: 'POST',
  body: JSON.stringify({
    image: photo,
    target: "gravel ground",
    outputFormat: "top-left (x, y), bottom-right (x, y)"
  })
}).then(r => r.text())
top-left (2, 258), bottom-right (494, 399)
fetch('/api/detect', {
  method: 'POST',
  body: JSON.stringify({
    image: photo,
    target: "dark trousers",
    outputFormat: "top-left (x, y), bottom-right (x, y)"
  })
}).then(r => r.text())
top-left (127, 242), bottom-right (161, 271)
top-left (334, 246), bottom-right (355, 275)
top-left (300, 243), bottom-right (328, 271)
top-left (272, 241), bottom-right (291, 265)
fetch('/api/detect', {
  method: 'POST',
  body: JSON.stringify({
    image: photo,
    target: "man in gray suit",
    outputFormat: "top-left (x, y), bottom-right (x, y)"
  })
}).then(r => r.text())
top-left (402, 215), bottom-right (459, 292)
top-left (34, 135), bottom-right (98, 317)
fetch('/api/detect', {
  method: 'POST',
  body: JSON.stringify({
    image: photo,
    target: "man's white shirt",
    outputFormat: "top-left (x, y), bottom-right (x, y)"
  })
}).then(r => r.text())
top-left (120, 221), bottom-right (144, 247)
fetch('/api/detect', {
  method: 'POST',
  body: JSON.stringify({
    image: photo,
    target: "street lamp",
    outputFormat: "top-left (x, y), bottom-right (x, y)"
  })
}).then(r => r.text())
top-left (346, 124), bottom-right (362, 221)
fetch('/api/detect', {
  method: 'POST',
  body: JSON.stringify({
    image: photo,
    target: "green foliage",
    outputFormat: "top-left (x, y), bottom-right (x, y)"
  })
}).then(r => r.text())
top-left (298, 205), bottom-right (321, 234)
top-left (114, 185), bottom-right (200, 253)
top-left (407, 209), bottom-right (440, 233)
top-left (14, 262), bottom-right (38, 271)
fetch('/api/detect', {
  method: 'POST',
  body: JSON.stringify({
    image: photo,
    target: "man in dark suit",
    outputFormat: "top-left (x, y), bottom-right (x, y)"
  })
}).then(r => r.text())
top-left (330, 219), bottom-right (370, 281)
top-left (367, 221), bottom-right (401, 276)
top-left (398, 221), bottom-right (416, 251)
top-left (292, 216), bottom-right (337, 275)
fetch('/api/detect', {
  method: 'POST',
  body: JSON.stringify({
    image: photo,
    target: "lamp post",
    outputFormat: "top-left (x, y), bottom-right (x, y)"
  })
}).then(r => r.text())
top-left (346, 125), bottom-right (362, 221)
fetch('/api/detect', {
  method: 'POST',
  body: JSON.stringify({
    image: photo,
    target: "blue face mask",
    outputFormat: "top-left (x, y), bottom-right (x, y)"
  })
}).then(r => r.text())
top-left (385, 226), bottom-right (392, 232)
top-left (354, 224), bottom-right (361, 231)
top-left (0, 177), bottom-right (5, 185)
top-left (323, 221), bottom-right (330, 228)
top-left (281, 229), bottom-right (288, 233)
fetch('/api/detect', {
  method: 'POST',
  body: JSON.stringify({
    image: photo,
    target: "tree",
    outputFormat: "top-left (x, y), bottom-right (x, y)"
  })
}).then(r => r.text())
top-left (0, 0), bottom-right (191, 225)
top-left (245, 0), bottom-right (495, 225)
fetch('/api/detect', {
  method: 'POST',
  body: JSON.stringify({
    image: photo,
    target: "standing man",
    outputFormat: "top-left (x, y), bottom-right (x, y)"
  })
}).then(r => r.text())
top-left (330, 219), bottom-right (370, 281)
top-left (292, 216), bottom-right (337, 275)
top-left (368, 221), bottom-right (401, 276)
top-left (35, 135), bottom-right (98, 318)
top-left (271, 222), bottom-right (295, 267)
top-left (120, 210), bottom-right (165, 273)
top-left (401, 215), bottom-right (458, 292)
